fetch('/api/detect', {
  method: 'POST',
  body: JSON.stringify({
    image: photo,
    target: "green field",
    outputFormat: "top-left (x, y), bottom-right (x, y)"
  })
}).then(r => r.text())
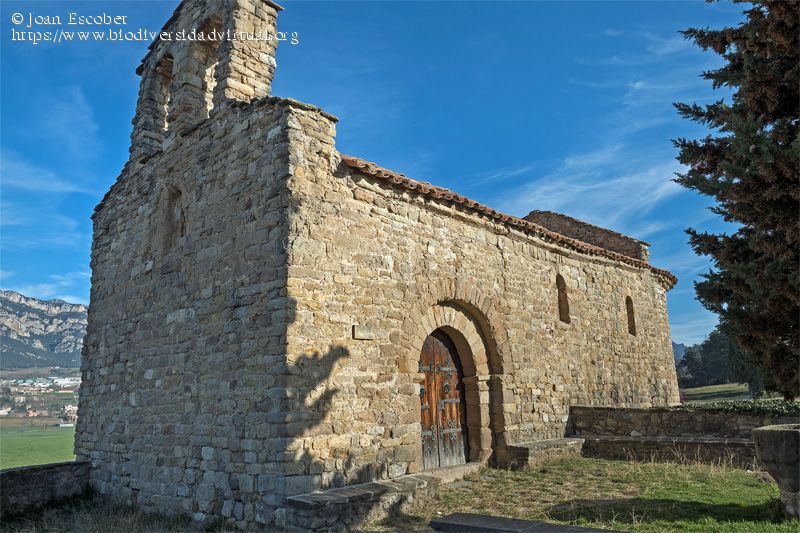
top-left (680, 383), bottom-right (752, 403)
top-left (0, 424), bottom-right (75, 470)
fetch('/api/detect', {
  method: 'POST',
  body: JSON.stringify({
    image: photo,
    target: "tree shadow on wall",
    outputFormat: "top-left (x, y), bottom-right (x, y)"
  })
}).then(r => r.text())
top-left (281, 343), bottom-right (350, 485)
top-left (273, 341), bottom-right (422, 531)
top-left (208, 283), bottom-right (429, 530)
top-left (262, 287), bottom-right (431, 531)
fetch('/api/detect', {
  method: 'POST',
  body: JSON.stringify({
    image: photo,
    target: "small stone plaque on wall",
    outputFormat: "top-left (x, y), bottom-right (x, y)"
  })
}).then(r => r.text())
top-left (352, 325), bottom-right (376, 340)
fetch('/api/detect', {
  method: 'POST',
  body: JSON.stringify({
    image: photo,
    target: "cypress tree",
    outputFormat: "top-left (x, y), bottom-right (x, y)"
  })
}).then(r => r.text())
top-left (673, 0), bottom-right (799, 399)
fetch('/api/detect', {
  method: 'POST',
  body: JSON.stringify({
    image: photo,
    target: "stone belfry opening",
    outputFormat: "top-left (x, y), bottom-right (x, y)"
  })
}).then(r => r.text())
top-left (129, 0), bottom-right (283, 159)
top-left (168, 15), bottom-right (224, 132)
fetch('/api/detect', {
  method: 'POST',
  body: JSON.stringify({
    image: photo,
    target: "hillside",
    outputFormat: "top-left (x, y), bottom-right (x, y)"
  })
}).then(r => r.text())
top-left (0, 291), bottom-right (86, 369)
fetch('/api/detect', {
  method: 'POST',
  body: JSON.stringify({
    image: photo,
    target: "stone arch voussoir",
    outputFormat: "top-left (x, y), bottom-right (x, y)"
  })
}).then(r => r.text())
top-left (399, 279), bottom-right (510, 467)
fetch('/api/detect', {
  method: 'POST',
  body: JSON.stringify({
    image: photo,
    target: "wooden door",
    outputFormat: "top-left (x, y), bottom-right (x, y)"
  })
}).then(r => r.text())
top-left (419, 330), bottom-right (467, 469)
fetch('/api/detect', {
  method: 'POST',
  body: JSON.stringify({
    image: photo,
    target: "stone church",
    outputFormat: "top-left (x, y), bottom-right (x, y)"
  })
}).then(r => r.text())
top-left (75, 0), bottom-right (679, 528)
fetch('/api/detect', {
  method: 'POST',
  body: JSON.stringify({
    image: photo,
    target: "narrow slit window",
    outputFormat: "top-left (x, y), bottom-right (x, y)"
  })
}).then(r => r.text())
top-left (626, 296), bottom-right (636, 336)
top-left (556, 274), bottom-right (570, 324)
top-left (163, 186), bottom-right (186, 251)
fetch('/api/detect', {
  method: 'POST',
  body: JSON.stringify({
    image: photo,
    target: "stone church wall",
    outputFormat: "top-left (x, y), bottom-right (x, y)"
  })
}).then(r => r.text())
top-left (75, 98), bottom-right (301, 525)
top-left (280, 107), bottom-right (680, 496)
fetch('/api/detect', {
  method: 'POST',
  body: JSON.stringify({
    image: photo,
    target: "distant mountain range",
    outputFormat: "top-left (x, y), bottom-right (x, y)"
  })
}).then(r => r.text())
top-left (0, 291), bottom-right (86, 370)
top-left (672, 341), bottom-right (687, 363)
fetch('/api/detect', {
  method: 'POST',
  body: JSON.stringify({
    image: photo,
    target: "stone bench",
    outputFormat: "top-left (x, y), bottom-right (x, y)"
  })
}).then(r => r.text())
top-left (506, 438), bottom-right (585, 468)
top-left (581, 435), bottom-right (755, 468)
top-left (283, 462), bottom-right (483, 531)
top-left (285, 474), bottom-right (440, 531)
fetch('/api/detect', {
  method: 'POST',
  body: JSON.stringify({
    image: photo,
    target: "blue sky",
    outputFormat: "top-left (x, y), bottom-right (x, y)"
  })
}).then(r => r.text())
top-left (0, 1), bottom-right (744, 345)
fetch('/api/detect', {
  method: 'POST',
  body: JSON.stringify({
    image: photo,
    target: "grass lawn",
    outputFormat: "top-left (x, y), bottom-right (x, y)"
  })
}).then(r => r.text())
top-left (680, 383), bottom-right (752, 403)
top-left (0, 499), bottom-right (194, 533)
top-left (1, 458), bottom-right (795, 533)
top-left (376, 458), bottom-right (797, 532)
top-left (0, 424), bottom-right (75, 470)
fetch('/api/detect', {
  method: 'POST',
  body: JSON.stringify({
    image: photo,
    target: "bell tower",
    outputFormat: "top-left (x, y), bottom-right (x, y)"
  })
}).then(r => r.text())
top-left (129, 0), bottom-right (282, 159)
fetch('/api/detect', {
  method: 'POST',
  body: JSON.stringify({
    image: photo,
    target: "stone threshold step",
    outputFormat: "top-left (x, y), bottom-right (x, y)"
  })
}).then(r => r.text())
top-left (419, 461), bottom-right (484, 484)
top-left (430, 512), bottom-right (624, 532)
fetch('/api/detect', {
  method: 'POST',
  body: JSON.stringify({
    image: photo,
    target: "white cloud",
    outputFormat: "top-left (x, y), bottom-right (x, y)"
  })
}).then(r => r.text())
top-left (49, 271), bottom-right (91, 285)
top-left (669, 313), bottom-right (718, 346)
top-left (0, 270), bottom-right (14, 280)
top-left (0, 151), bottom-right (94, 250)
top-left (1, 202), bottom-right (81, 230)
top-left (469, 162), bottom-right (538, 187)
top-left (562, 144), bottom-right (625, 172)
top-left (494, 150), bottom-right (684, 239)
top-left (654, 250), bottom-right (713, 277)
top-left (4, 271), bottom-right (90, 305)
top-left (493, 25), bottom-right (714, 242)
top-left (621, 79), bottom-right (694, 110)
top-left (642, 31), bottom-right (692, 57)
top-left (43, 86), bottom-right (101, 163)
top-left (1, 232), bottom-right (88, 249)
top-left (586, 28), bottom-right (699, 68)
top-left (576, 55), bottom-right (646, 67)
top-left (624, 220), bottom-right (671, 239)
top-left (0, 150), bottom-right (97, 195)
top-left (0, 201), bottom-right (88, 249)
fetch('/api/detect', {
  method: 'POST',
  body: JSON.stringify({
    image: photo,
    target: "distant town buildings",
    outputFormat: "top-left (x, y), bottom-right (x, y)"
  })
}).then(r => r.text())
top-left (0, 373), bottom-right (80, 425)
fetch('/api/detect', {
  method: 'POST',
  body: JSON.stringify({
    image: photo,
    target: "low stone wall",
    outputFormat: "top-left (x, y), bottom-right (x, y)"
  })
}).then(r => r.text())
top-left (569, 406), bottom-right (795, 439)
top-left (0, 461), bottom-right (90, 518)
top-left (582, 436), bottom-right (756, 468)
top-left (506, 438), bottom-right (585, 468)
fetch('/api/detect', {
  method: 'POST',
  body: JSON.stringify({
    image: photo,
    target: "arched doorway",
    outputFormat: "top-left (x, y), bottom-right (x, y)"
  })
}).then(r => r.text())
top-left (419, 329), bottom-right (468, 469)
